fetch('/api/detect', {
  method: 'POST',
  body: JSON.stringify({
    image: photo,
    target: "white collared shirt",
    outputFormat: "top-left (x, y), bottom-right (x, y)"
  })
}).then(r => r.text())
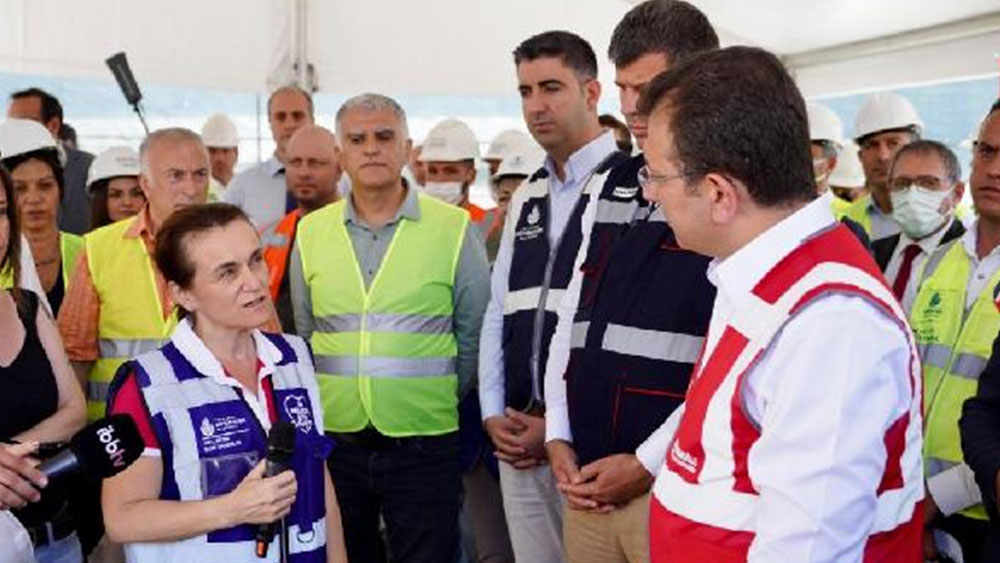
top-left (640, 194), bottom-right (914, 562)
top-left (222, 156), bottom-right (286, 229)
top-left (884, 219), bottom-right (955, 313)
top-left (959, 221), bottom-right (1000, 311)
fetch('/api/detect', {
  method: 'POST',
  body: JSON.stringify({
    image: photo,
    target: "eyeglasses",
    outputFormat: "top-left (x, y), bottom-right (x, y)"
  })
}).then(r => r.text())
top-left (637, 165), bottom-right (694, 190)
top-left (888, 175), bottom-right (951, 192)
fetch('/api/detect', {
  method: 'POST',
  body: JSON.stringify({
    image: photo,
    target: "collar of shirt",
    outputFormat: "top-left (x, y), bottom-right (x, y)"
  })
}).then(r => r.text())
top-left (708, 193), bottom-right (836, 301)
top-left (344, 184), bottom-right (421, 228)
top-left (960, 220), bottom-right (1000, 262)
top-left (124, 206), bottom-right (156, 246)
top-left (899, 217), bottom-right (955, 255)
top-left (171, 317), bottom-right (280, 427)
top-left (543, 130), bottom-right (617, 191)
top-left (267, 155), bottom-right (285, 177)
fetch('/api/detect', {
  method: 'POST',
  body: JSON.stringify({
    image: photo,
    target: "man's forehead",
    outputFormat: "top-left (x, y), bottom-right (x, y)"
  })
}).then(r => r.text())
top-left (980, 112), bottom-right (1000, 142)
top-left (7, 96), bottom-right (42, 118)
top-left (151, 140), bottom-right (208, 165)
top-left (893, 152), bottom-right (945, 176)
top-left (517, 57), bottom-right (575, 83)
top-left (341, 110), bottom-right (400, 132)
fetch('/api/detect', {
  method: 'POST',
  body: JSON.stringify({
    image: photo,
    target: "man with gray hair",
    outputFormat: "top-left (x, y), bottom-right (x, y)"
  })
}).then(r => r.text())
top-left (223, 85), bottom-right (314, 229)
top-left (872, 140), bottom-right (966, 312)
top-left (290, 93), bottom-right (491, 563)
top-left (59, 127), bottom-right (211, 420)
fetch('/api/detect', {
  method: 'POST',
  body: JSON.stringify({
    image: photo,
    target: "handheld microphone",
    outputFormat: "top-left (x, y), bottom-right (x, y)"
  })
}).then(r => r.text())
top-left (38, 414), bottom-right (143, 486)
top-left (255, 421), bottom-right (296, 559)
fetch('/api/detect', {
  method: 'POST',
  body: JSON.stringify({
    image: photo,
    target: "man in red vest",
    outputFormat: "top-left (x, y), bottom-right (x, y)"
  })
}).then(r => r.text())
top-left (639, 47), bottom-right (924, 562)
top-left (261, 125), bottom-right (341, 332)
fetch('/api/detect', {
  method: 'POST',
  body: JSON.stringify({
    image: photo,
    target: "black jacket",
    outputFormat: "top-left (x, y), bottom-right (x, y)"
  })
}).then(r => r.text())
top-left (961, 329), bottom-right (1000, 561)
top-left (871, 219), bottom-right (966, 272)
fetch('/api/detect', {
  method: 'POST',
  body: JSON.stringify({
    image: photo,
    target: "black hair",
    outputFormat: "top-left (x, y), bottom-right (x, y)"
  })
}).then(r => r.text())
top-left (639, 46), bottom-right (816, 207)
top-left (609, 0), bottom-right (719, 68)
top-left (0, 165), bottom-right (20, 296)
top-left (513, 31), bottom-right (598, 80)
top-left (10, 88), bottom-right (63, 130)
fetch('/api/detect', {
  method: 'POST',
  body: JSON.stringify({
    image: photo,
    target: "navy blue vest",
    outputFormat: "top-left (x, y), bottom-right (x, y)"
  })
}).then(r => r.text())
top-left (502, 152), bottom-right (627, 411)
top-left (566, 155), bottom-right (715, 466)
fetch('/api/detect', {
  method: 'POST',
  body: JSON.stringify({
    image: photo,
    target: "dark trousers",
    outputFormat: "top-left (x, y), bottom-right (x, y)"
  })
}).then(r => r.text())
top-left (937, 513), bottom-right (989, 562)
top-left (327, 430), bottom-right (461, 563)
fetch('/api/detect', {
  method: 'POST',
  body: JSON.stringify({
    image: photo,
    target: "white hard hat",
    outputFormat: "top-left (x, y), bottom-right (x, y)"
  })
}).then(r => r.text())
top-left (494, 142), bottom-right (545, 182)
top-left (0, 118), bottom-right (58, 161)
top-left (829, 142), bottom-right (865, 189)
top-left (807, 102), bottom-right (843, 149)
top-left (484, 129), bottom-right (531, 161)
top-left (201, 113), bottom-right (239, 148)
top-left (854, 92), bottom-right (923, 141)
top-left (87, 146), bottom-right (140, 191)
top-left (419, 119), bottom-right (479, 162)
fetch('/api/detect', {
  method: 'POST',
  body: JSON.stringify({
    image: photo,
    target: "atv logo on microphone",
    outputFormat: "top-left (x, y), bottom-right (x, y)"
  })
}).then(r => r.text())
top-left (96, 424), bottom-right (128, 469)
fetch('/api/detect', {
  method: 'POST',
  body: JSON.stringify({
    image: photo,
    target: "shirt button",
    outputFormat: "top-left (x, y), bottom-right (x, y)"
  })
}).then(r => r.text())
top-left (372, 234), bottom-right (377, 241)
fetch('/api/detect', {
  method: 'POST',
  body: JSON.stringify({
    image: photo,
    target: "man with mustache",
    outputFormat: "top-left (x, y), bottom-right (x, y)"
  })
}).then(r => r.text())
top-left (478, 30), bottom-right (626, 562)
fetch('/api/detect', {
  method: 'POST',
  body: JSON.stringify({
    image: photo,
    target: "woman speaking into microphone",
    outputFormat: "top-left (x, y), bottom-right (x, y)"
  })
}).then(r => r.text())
top-left (101, 203), bottom-right (347, 562)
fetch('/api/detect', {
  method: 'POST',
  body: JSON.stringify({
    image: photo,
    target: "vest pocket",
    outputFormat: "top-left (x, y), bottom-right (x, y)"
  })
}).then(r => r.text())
top-left (612, 379), bottom-right (684, 455)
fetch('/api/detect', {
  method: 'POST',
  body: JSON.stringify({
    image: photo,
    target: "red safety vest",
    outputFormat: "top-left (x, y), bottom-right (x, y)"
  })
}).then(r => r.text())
top-left (650, 224), bottom-right (923, 563)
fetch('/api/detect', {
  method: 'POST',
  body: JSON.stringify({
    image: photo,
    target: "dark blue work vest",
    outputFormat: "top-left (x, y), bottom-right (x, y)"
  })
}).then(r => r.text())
top-left (565, 155), bottom-right (715, 466)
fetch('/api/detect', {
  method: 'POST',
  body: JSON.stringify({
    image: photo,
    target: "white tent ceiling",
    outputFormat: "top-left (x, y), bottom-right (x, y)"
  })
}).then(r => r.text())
top-left (0, 0), bottom-right (997, 100)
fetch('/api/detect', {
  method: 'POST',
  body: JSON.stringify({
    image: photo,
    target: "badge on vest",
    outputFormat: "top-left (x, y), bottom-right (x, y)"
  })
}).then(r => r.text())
top-left (611, 186), bottom-right (639, 199)
top-left (516, 203), bottom-right (545, 242)
top-left (193, 403), bottom-right (255, 457)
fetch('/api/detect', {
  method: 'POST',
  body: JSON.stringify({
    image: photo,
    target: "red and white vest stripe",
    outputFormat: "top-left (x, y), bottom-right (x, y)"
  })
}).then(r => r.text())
top-left (650, 225), bottom-right (923, 562)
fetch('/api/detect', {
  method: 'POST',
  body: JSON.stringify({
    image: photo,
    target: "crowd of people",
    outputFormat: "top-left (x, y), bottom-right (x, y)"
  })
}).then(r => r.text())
top-left (1, 1), bottom-right (1000, 562)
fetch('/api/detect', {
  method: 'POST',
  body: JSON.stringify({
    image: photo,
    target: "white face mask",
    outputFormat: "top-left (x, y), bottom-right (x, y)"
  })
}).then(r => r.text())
top-left (423, 181), bottom-right (465, 205)
top-left (890, 185), bottom-right (953, 240)
top-left (813, 158), bottom-right (830, 187)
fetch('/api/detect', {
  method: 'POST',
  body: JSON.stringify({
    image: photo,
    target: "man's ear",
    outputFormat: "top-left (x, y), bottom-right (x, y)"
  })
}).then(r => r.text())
top-left (951, 181), bottom-right (966, 209)
top-left (584, 79), bottom-right (601, 113)
top-left (703, 172), bottom-right (741, 226)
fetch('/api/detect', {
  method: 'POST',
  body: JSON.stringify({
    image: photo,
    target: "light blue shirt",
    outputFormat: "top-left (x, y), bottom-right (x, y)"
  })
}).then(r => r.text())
top-left (222, 156), bottom-right (286, 229)
top-left (478, 131), bottom-right (618, 420)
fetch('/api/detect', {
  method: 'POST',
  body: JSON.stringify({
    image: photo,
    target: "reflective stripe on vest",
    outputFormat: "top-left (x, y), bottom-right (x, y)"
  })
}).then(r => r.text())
top-left (651, 225), bottom-right (923, 557)
top-left (298, 194), bottom-right (466, 436)
top-left (85, 216), bottom-right (176, 421)
top-left (600, 324), bottom-right (704, 364)
top-left (262, 210), bottom-right (300, 301)
top-left (120, 331), bottom-right (328, 562)
top-left (910, 239), bottom-right (1000, 520)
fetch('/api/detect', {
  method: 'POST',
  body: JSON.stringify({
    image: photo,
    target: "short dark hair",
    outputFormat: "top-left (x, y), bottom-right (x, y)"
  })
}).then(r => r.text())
top-left (890, 139), bottom-right (962, 186)
top-left (267, 85), bottom-right (314, 118)
top-left (0, 165), bottom-right (21, 295)
top-left (609, 0), bottom-right (719, 68)
top-left (513, 31), bottom-right (598, 80)
top-left (59, 123), bottom-right (77, 145)
top-left (988, 98), bottom-right (1000, 118)
top-left (154, 203), bottom-right (251, 292)
top-left (1, 149), bottom-right (66, 201)
top-left (638, 46), bottom-right (815, 207)
top-left (10, 88), bottom-right (63, 128)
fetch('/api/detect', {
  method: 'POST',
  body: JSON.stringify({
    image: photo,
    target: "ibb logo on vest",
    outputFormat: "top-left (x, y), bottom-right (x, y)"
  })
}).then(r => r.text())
top-left (96, 424), bottom-right (128, 469)
top-left (516, 204), bottom-right (544, 242)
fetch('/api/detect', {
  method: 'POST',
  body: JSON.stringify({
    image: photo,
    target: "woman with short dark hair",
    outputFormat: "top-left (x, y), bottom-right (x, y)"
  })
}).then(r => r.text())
top-left (102, 203), bottom-right (346, 562)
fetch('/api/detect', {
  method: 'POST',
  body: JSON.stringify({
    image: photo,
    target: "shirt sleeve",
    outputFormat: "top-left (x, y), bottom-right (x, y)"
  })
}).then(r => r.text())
top-left (57, 249), bottom-right (101, 362)
top-left (544, 193), bottom-right (598, 444)
top-left (452, 224), bottom-right (491, 399)
top-left (745, 295), bottom-right (913, 563)
top-left (288, 242), bottom-right (314, 341)
top-left (926, 462), bottom-right (982, 516)
top-left (108, 372), bottom-right (161, 456)
top-left (478, 193), bottom-right (519, 421)
top-left (635, 403), bottom-right (685, 475)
